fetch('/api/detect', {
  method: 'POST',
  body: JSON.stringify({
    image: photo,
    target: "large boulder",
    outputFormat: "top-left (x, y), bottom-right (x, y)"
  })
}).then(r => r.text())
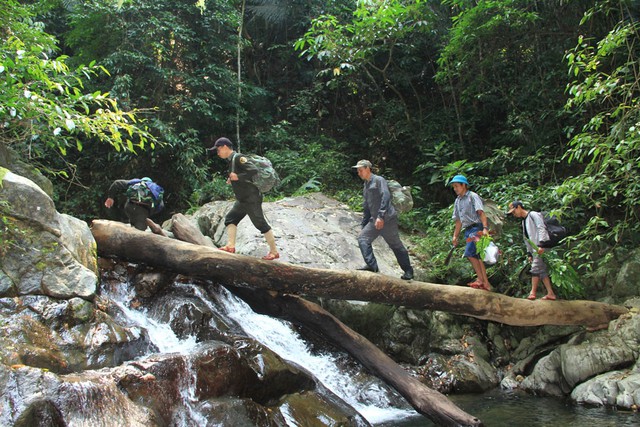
top-left (0, 295), bottom-right (155, 373)
top-left (612, 249), bottom-right (640, 300)
top-left (0, 168), bottom-right (97, 299)
top-left (190, 193), bottom-right (408, 277)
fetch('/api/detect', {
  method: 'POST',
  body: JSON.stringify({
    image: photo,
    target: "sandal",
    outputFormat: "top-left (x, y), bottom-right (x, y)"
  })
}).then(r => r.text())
top-left (219, 246), bottom-right (236, 253)
top-left (541, 295), bottom-right (556, 301)
top-left (468, 281), bottom-right (484, 289)
top-left (262, 252), bottom-right (280, 261)
top-left (526, 294), bottom-right (536, 300)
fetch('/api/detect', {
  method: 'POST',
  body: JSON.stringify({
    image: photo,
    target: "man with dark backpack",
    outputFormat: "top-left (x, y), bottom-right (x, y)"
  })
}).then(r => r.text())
top-left (104, 177), bottom-right (164, 231)
top-left (507, 201), bottom-right (557, 301)
top-left (208, 137), bottom-right (280, 260)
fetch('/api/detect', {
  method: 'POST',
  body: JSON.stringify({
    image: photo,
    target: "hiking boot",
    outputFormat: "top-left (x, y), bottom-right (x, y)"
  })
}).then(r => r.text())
top-left (400, 270), bottom-right (414, 280)
top-left (356, 265), bottom-right (379, 273)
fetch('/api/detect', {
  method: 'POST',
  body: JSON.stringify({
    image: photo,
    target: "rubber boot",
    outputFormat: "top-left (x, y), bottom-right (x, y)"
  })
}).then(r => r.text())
top-left (392, 247), bottom-right (414, 280)
top-left (357, 238), bottom-right (379, 272)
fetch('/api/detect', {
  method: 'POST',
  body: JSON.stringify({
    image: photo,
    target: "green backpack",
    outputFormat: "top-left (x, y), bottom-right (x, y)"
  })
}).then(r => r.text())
top-left (126, 178), bottom-right (164, 212)
top-left (472, 196), bottom-right (504, 237)
top-left (388, 179), bottom-right (413, 213)
top-left (232, 153), bottom-right (281, 193)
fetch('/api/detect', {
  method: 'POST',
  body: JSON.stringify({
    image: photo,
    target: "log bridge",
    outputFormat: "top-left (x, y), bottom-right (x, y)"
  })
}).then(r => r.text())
top-left (91, 218), bottom-right (628, 427)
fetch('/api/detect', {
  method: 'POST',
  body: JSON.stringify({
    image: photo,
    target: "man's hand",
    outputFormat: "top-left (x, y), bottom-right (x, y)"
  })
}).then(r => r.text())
top-left (375, 218), bottom-right (384, 230)
top-left (229, 172), bottom-right (239, 181)
top-left (104, 198), bottom-right (114, 208)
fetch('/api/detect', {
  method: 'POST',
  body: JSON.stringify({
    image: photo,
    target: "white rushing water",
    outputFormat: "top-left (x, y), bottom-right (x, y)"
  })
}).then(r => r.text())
top-left (214, 288), bottom-right (417, 425)
top-left (103, 279), bottom-right (416, 425)
top-left (102, 280), bottom-right (198, 354)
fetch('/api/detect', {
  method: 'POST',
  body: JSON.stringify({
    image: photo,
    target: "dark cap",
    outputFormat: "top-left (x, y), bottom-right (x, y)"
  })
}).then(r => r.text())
top-left (507, 201), bottom-right (524, 215)
top-left (207, 137), bottom-right (233, 151)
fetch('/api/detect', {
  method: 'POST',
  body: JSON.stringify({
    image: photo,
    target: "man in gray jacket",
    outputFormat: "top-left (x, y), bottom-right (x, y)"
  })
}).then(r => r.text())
top-left (507, 201), bottom-right (557, 300)
top-left (353, 160), bottom-right (414, 280)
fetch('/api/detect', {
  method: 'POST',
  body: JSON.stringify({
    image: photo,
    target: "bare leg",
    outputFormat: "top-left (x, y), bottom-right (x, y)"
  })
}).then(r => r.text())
top-left (263, 229), bottom-right (279, 256)
top-left (530, 276), bottom-right (540, 298)
top-left (146, 218), bottom-right (167, 237)
top-left (541, 276), bottom-right (557, 300)
top-left (468, 257), bottom-right (492, 291)
top-left (226, 224), bottom-right (237, 248)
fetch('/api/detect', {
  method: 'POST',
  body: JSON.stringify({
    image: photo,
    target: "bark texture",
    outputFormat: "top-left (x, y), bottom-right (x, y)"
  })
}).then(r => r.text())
top-left (91, 220), bottom-right (627, 329)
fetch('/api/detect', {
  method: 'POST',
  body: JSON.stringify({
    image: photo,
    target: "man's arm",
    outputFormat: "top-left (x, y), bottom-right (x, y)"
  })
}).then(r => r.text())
top-left (233, 155), bottom-right (259, 182)
top-left (452, 220), bottom-right (462, 246)
top-left (376, 176), bottom-right (392, 219)
top-left (105, 179), bottom-right (130, 208)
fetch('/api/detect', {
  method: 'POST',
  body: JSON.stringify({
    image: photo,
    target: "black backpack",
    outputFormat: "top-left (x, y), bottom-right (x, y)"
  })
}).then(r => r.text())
top-left (539, 212), bottom-right (567, 248)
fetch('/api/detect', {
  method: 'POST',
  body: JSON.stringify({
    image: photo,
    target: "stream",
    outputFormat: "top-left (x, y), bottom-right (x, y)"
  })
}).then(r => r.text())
top-left (103, 277), bottom-right (639, 426)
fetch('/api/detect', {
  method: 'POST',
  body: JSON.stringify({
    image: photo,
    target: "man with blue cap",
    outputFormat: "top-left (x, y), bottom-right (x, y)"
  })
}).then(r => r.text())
top-left (450, 175), bottom-right (492, 291)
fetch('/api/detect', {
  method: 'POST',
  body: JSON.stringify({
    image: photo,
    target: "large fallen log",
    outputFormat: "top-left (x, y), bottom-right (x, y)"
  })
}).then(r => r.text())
top-left (228, 286), bottom-right (481, 426)
top-left (91, 220), bottom-right (627, 328)
top-left (160, 215), bottom-right (480, 425)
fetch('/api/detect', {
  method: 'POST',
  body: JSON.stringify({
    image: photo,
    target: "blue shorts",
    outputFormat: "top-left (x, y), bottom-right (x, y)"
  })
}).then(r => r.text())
top-left (463, 224), bottom-right (482, 258)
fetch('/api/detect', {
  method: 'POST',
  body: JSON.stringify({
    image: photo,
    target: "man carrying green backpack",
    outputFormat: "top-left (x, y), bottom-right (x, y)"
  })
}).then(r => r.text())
top-left (104, 177), bottom-right (164, 231)
top-left (208, 137), bottom-right (280, 260)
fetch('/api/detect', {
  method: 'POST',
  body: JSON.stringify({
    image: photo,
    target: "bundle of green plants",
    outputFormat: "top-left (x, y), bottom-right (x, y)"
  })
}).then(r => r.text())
top-left (527, 239), bottom-right (584, 299)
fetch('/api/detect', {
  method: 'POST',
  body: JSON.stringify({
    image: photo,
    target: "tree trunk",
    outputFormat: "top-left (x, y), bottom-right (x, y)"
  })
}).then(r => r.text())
top-left (91, 219), bottom-right (627, 328)
top-left (152, 216), bottom-right (481, 426)
top-left (228, 286), bottom-right (482, 426)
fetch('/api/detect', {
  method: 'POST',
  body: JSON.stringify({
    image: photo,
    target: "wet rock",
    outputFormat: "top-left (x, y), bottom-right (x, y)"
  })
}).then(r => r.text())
top-left (194, 398), bottom-right (287, 426)
top-left (132, 270), bottom-right (175, 298)
top-left (275, 390), bottom-right (371, 426)
top-left (520, 350), bottom-right (571, 396)
top-left (232, 338), bottom-right (316, 404)
top-left (0, 170), bottom-right (97, 299)
top-left (0, 296), bottom-right (154, 373)
top-left (560, 336), bottom-right (636, 388)
top-left (612, 249), bottom-right (640, 299)
top-left (571, 370), bottom-right (640, 408)
top-left (13, 399), bottom-right (66, 427)
top-left (417, 352), bottom-right (499, 394)
top-left (147, 287), bottom-right (230, 342)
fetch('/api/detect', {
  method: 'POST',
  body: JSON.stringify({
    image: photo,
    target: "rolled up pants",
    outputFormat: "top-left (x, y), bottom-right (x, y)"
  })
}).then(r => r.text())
top-left (357, 218), bottom-right (412, 272)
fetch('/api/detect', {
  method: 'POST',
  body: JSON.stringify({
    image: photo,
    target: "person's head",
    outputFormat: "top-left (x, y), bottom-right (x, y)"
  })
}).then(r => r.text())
top-left (507, 201), bottom-right (527, 218)
top-left (209, 137), bottom-right (234, 159)
top-left (352, 159), bottom-right (373, 181)
top-left (449, 174), bottom-right (469, 196)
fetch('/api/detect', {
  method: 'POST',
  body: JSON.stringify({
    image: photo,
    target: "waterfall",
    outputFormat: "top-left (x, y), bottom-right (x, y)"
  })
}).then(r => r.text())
top-left (103, 279), bottom-right (417, 425)
top-left (214, 287), bottom-right (418, 425)
top-left (102, 279), bottom-right (199, 354)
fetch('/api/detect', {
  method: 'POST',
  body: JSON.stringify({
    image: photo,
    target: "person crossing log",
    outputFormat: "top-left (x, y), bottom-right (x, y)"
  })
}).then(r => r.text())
top-left (91, 219), bottom-right (627, 329)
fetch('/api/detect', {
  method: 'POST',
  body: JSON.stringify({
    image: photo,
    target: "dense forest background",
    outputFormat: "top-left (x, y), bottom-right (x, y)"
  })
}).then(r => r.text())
top-left (2, 0), bottom-right (640, 297)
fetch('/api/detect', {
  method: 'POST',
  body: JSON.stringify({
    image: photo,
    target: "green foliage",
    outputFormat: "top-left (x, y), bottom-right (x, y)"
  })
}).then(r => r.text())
top-left (560, 1), bottom-right (640, 257)
top-left (188, 175), bottom-right (234, 210)
top-left (0, 0), bottom-right (157, 158)
top-left (527, 239), bottom-right (584, 299)
top-left (476, 234), bottom-right (492, 261)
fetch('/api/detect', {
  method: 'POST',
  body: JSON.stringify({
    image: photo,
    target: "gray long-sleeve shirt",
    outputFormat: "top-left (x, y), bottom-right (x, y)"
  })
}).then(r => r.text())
top-left (361, 174), bottom-right (397, 226)
top-left (523, 211), bottom-right (550, 254)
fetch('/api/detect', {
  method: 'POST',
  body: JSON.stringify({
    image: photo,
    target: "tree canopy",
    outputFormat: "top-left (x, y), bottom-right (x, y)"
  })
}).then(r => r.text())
top-left (2, 0), bottom-right (639, 297)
